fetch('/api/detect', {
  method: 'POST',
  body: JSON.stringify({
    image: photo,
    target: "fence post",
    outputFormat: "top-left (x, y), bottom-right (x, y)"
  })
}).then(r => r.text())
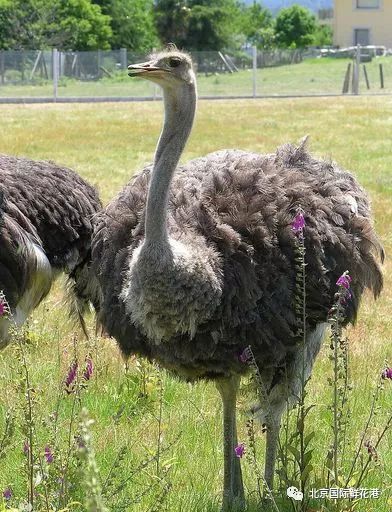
top-left (97, 49), bottom-right (102, 77)
top-left (120, 48), bottom-right (127, 70)
top-left (0, 50), bottom-right (4, 85)
top-left (363, 65), bottom-right (370, 90)
top-left (342, 62), bottom-right (351, 94)
top-left (52, 48), bottom-right (58, 102)
top-left (252, 45), bottom-right (257, 98)
top-left (379, 64), bottom-right (384, 89)
top-left (352, 44), bottom-right (360, 95)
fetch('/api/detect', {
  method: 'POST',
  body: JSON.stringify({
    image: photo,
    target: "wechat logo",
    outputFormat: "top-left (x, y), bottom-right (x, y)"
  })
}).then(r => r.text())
top-left (287, 486), bottom-right (304, 501)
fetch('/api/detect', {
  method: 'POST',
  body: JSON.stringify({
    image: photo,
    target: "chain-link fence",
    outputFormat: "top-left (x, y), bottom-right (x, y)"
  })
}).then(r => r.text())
top-left (0, 47), bottom-right (391, 102)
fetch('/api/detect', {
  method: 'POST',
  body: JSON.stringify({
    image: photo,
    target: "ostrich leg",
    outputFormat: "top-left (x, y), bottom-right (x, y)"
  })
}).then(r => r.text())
top-left (264, 408), bottom-right (284, 491)
top-left (264, 324), bottom-right (328, 490)
top-left (216, 375), bottom-right (245, 511)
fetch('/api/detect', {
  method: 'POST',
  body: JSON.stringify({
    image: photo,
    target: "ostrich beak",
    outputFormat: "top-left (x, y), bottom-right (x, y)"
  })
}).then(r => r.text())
top-left (128, 61), bottom-right (163, 78)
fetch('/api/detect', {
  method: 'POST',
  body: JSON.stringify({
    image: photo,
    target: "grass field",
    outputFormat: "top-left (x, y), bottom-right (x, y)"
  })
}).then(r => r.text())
top-left (0, 57), bottom-right (391, 98)
top-left (0, 97), bottom-right (391, 511)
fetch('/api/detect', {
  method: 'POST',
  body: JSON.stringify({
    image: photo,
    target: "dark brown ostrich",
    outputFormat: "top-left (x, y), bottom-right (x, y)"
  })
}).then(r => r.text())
top-left (0, 155), bottom-right (101, 346)
top-left (91, 49), bottom-right (383, 510)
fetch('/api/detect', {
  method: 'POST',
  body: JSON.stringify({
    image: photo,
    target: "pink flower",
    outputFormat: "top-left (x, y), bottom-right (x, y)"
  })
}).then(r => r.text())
top-left (65, 361), bottom-right (78, 394)
top-left (291, 211), bottom-right (306, 234)
top-left (0, 293), bottom-right (10, 317)
top-left (83, 357), bottom-right (94, 381)
top-left (44, 445), bottom-right (54, 464)
top-left (238, 347), bottom-right (252, 364)
top-left (234, 443), bottom-right (245, 458)
top-left (23, 441), bottom-right (30, 455)
top-left (364, 440), bottom-right (378, 460)
top-left (381, 367), bottom-right (392, 380)
top-left (336, 273), bottom-right (352, 290)
top-left (3, 488), bottom-right (12, 500)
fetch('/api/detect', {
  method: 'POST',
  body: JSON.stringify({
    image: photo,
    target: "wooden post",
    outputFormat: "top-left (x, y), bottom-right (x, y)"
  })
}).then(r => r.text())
top-left (30, 51), bottom-right (42, 80)
top-left (218, 52), bottom-right (234, 73)
top-left (363, 65), bottom-right (370, 89)
top-left (342, 62), bottom-right (351, 94)
top-left (379, 63), bottom-right (384, 89)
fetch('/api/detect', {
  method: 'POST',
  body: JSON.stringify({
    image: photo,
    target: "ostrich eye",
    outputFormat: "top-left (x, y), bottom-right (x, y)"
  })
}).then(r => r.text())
top-left (168, 57), bottom-right (181, 68)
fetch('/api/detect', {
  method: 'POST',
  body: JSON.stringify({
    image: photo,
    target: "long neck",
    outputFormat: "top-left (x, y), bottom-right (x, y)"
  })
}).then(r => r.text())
top-left (144, 81), bottom-right (196, 245)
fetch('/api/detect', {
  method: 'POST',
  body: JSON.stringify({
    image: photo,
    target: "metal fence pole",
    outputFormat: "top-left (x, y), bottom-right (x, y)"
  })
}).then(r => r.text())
top-left (120, 48), bottom-right (127, 70)
top-left (0, 50), bottom-right (4, 85)
top-left (52, 48), bottom-right (58, 102)
top-left (252, 45), bottom-right (257, 98)
top-left (352, 44), bottom-right (360, 95)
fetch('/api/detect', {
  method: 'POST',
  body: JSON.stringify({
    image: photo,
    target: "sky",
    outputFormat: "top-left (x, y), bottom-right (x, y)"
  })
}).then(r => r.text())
top-left (244, 0), bottom-right (333, 13)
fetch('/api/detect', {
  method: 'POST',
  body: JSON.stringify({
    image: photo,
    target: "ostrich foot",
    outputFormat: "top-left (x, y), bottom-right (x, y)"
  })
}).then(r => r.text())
top-left (221, 452), bottom-right (245, 511)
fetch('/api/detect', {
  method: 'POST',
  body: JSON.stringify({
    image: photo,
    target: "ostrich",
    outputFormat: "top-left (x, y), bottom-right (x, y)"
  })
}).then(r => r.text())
top-left (0, 155), bottom-right (101, 347)
top-left (92, 49), bottom-right (383, 509)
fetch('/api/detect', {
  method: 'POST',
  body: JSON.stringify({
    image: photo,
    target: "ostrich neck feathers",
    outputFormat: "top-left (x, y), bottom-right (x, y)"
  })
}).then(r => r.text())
top-left (121, 79), bottom-right (224, 343)
top-left (145, 81), bottom-right (197, 245)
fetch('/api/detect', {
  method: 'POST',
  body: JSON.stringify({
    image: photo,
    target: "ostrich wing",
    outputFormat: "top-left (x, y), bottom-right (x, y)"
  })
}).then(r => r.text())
top-left (92, 142), bottom-right (383, 380)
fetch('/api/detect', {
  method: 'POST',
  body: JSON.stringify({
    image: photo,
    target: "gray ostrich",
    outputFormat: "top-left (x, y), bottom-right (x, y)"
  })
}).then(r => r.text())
top-left (0, 155), bottom-right (101, 347)
top-left (92, 49), bottom-right (383, 509)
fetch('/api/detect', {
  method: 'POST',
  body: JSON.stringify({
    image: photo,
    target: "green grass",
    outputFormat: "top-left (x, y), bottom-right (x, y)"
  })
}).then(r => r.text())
top-left (0, 97), bottom-right (391, 511)
top-left (0, 57), bottom-right (391, 98)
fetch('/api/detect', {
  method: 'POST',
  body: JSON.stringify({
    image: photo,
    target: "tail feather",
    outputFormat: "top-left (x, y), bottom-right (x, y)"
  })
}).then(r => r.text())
top-left (65, 253), bottom-right (102, 337)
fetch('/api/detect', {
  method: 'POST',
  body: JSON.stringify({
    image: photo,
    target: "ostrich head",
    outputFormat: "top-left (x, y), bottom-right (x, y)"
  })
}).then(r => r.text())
top-left (128, 48), bottom-right (195, 88)
top-left (125, 45), bottom-right (198, 248)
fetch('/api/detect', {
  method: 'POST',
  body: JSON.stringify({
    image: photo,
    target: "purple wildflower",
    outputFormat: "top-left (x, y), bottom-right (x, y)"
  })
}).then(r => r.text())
top-left (381, 367), bottom-right (392, 380)
top-left (364, 440), bottom-right (378, 461)
top-left (336, 273), bottom-right (352, 290)
top-left (335, 272), bottom-right (352, 305)
top-left (3, 488), bottom-right (12, 500)
top-left (44, 445), bottom-right (54, 464)
top-left (291, 211), bottom-right (306, 235)
top-left (83, 357), bottom-right (94, 381)
top-left (23, 441), bottom-right (30, 455)
top-left (238, 347), bottom-right (252, 364)
top-left (234, 443), bottom-right (245, 458)
top-left (65, 361), bottom-right (78, 394)
top-left (0, 294), bottom-right (10, 317)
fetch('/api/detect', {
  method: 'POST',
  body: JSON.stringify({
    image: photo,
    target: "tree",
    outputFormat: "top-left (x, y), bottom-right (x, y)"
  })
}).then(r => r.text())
top-left (0, 0), bottom-right (112, 50)
top-left (93, 0), bottom-right (159, 51)
top-left (155, 0), bottom-right (241, 51)
top-left (0, 0), bottom-right (40, 49)
top-left (43, 0), bottom-right (112, 50)
top-left (154, 0), bottom-right (190, 48)
top-left (312, 24), bottom-right (333, 47)
top-left (274, 4), bottom-right (316, 48)
top-left (239, 1), bottom-right (274, 49)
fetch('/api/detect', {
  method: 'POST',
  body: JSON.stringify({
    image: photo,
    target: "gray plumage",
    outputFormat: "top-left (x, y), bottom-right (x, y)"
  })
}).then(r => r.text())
top-left (0, 155), bottom-right (101, 346)
top-left (91, 49), bottom-right (383, 509)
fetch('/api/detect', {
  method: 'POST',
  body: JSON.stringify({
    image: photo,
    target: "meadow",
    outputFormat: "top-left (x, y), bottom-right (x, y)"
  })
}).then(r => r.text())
top-left (0, 96), bottom-right (391, 511)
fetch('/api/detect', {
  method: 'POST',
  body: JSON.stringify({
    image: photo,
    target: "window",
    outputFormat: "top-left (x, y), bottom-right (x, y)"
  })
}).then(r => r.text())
top-left (356, 0), bottom-right (380, 8)
top-left (354, 29), bottom-right (370, 45)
